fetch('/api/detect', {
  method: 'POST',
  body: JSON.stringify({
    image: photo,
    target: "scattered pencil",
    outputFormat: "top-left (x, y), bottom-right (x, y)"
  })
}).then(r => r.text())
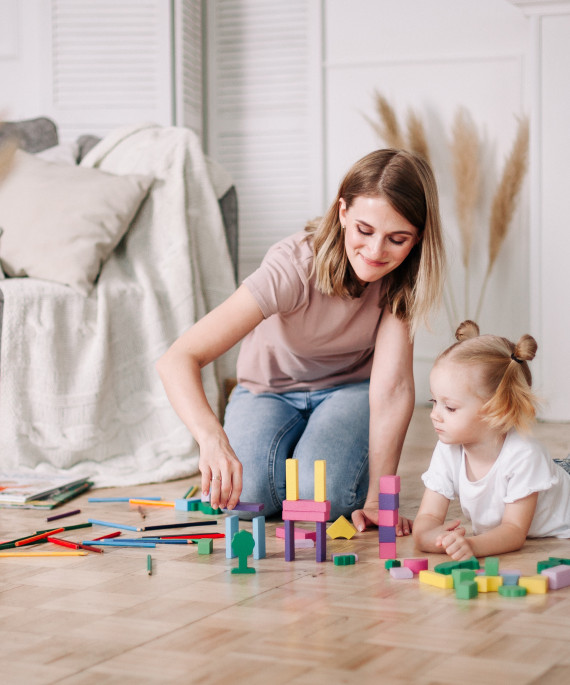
top-left (88, 519), bottom-right (139, 531)
top-left (46, 509), bottom-right (81, 522)
top-left (47, 536), bottom-right (104, 554)
top-left (15, 528), bottom-right (65, 547)
top-left (36, 522), bottom-right (93, 534)
top-left (144, 533), bottom-right (225, 539)
top-left (137, 506), bottom-right (146, 520)
top-left (183, 485), bottom-right (199, 499)
top-left (129, 499), bottom-right (175, 507)
top-left (88, 497), bottom-right (162, 502)
top-left (82, 540), bottom-right (156, 548)
top-left (92, 531), bottom-right (122, 541)
top-left (140, 521), bottom-right (215, 532)
top-left (0, 551), bottom-right (88, 557)
top-left (121, 538), bottom-right (196, 544)
top-left (147, 554), bottom-right (152, 575)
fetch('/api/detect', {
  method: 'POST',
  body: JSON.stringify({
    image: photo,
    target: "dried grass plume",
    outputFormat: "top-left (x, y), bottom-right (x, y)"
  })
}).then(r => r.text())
top-left (406, 108), bottom-right (431, 167)
top-left (369, 91), bottom-right (405, 149)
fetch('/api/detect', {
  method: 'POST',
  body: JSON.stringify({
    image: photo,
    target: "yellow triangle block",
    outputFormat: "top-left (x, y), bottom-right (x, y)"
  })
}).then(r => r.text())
top-left (326, 515), bottom-right (357, 540)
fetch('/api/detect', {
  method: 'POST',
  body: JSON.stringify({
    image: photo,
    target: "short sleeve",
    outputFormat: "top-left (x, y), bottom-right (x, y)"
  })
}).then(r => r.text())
top-left (242, 234), bottom-right (308, 317)
top-left (503, 436), bottom-right (560, 504)
top-left (421, 441), bottom-right (459, 500)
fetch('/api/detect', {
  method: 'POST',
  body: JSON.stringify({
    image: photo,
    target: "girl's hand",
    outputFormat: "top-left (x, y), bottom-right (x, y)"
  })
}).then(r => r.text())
top-left (199, 432), bottom-right (243, 510)
top-left (351, 502), bottom-right (413, 536)
top-left (436, 522), bottom-right (473, 561)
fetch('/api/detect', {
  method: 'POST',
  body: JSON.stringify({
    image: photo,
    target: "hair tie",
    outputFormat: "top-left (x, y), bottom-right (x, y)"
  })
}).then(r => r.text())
top-left (511, 353), bottom-right (524, 364)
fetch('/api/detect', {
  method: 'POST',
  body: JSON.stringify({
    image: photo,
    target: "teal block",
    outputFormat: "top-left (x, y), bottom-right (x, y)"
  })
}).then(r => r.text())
top-left (333, 554), bottom-right (356, 566)
top-left (498, 585), bottom-right (527, 597)
top-left (385, 559), bottom-right (401, 570)
top-left (225, 515), bottom-right (239, 559)
top-left (174, 499), bottom-right (192, 511)
top-left (451, 569), bottom-right (476, 587)
top-left (537, 559), bottom-right (560, 573)
top-left (434, 556), bottom-right (480, 575)
top-left (252, 515), bottom-right (266, 560)
top-left (484, 557), bottom-right (500, 576)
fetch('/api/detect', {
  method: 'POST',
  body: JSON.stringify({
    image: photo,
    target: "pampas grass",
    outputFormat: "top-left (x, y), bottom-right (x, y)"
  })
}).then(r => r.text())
top-left (451, 107), bottom-right (482, 317)
top-left (366, 93), bottom-right (529, 332)
top-left (0, 136), bottom-right (17, 183)
top-left (474, 116), bottom-right (529, 320)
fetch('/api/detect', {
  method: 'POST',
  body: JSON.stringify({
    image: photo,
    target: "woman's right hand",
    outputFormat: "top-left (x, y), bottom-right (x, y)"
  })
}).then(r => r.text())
top-left (199, 430), bottom-right (243, 510)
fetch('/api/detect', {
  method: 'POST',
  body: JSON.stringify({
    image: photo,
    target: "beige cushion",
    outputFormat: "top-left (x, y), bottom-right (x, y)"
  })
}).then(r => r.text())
top-left (0, 150), bottom-right (153, 295)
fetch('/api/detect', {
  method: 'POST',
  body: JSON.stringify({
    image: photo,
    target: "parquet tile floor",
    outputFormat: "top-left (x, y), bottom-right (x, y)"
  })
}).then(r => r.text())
top-left (1, 407), bottom-right (569, 684)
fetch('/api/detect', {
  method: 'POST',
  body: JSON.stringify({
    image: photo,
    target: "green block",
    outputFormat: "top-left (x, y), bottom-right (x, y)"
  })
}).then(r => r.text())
top-left (484, 557), bottom-right (500, 576)
top-left (199, 502), bottom-right (223, 515)
top-left (197, 538), bottom-right (213, 555)
top-left (537, 559), bottom-right (561, 573)
top-left (452, 569), bottom-right (476, 586)
top-left (334, 554), bottom-right (355, 566)
top-left (455, 581), bottom-right (478, 599)
top-left (549, 556), bottom-right (570, 566)
top-left (498, 584), bottom-right (527, 597)
top-left (434, 556), bottom-right (480, 575)
top-left (385, 559), bottom-right (401, 570)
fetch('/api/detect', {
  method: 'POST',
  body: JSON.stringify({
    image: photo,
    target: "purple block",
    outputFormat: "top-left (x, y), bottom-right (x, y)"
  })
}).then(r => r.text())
top-left (230, 501), bottom-right (265, 512)
top-left (316, 521), bottom-right (327, 562)
top-left (541, 564), bottom-right (570, 590)
top-left (378, 525), bottom-right (397, 543)
top-left (379, 493), bottom-right (399, 510)
top-left (284, 520), bottom-right (295, 561)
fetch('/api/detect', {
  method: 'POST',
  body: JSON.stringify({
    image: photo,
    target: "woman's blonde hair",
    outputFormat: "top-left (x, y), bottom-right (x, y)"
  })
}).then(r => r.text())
top-left (437, 320), bottom-right (539, 433)
top-left (304, 149), bottom-right (445, 336)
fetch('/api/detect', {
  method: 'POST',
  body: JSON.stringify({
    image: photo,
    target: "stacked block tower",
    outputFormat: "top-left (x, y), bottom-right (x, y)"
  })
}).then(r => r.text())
top-left (378, 475), bottom-right (400, 559)
top-left (282, 458), bottom-right (330, 562)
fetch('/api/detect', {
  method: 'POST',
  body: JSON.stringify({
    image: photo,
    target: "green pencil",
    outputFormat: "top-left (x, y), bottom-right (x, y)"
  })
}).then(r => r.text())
top-left (147, 554), bottom-right (152, 576)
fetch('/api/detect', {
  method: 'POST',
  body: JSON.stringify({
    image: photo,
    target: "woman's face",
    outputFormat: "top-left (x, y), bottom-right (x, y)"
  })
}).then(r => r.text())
top-left (340, 196), bottom-right (419, 284)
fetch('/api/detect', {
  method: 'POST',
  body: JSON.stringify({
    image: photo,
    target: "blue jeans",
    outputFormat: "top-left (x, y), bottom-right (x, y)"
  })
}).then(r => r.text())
top-left (223, 381), bottom-right (370, 520)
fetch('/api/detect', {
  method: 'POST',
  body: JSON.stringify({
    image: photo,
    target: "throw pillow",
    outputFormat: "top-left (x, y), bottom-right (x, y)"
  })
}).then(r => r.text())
top-left (0, 149), bottom-right (153, 295)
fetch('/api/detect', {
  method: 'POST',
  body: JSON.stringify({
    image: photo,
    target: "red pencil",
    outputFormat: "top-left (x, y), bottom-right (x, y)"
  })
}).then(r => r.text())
top-left (47, 536), bottom-right (104, 554)
top-left (92, 531), bottom-right (122, 541)
top-left (15, 528), bottom-right (65, 547)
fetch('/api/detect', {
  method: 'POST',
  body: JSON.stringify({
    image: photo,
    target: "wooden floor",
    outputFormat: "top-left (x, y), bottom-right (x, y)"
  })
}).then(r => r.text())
top-left (1, 407), bottom-right (569, 685)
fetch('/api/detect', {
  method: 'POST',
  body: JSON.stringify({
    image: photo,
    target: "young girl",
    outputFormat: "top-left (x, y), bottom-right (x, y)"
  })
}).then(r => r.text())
top-left (413, 320), bottom-right (570, 560)
top-left (157, 149), bottom-right (446, 531)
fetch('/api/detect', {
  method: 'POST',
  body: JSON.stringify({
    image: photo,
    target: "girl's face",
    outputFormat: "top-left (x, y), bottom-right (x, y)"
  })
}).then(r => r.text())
top-left (340, 196), bottom-right (419, 284)
top-left (429, 360), bottom-right (494, 447)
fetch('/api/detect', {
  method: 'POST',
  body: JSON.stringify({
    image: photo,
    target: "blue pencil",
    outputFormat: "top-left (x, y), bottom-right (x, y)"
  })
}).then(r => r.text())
top-left (88, 497), bottom-right (162, 503)
top-left (119, 538), bottom-right (194, 545)
top-left (82, 539), bottom-right (156, 548)
top-left (88, 519), bottom-right (139, 531)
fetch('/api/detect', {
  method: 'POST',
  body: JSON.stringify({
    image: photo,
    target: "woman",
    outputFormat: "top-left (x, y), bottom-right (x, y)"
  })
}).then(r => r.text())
top-left (157, 149), bottom-right (445, 533)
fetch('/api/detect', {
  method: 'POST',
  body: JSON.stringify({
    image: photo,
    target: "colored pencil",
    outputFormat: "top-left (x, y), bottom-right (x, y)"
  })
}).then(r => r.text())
top-left (120, 538), bottom-right (195, 545)
top-left (92, 531), bottom-right (122, 541)
top-left (47, 536), bottom-right (104, 554)
top-left (46, 508), bottom-right (81, 522)
top-left (147, 554), bottom-right (152, 575)
top-left (140, 521), bottom-right (215, 531)
top-left (0, 551), bottom-right (88, 557)
top-left (0, 536), bottom-right (49, 550)
top-left (15, 528), bottom-right (65, 547)
top-left (129, 499), bottom-right (175, 507)
top-left (137, 506), bottom-right (146, 519)
top-left (88, 497), bottom-right (162, 502)
top-left (146, 532), bottom-right (225, 539)
top-left (88, 519), bottom-right (139, 531)
top-left (82, 540), bottom-right (156, 548)
top-left (35, 522), bottom-right (93, 534)
top-left (183, 485), bottom-right (199, 499)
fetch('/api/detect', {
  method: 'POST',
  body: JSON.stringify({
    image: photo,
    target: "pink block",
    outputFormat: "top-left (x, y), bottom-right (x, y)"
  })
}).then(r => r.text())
top-left (378, 509), bottom-right (398, 526)
top-left (403, 558), bottom-right (429, 574)
top-left (282, 510), bottom-right (329, 523)
top-left (541, 564), bottom-right (570, 590)
top-left (379, 475), bottom-right (401, 494)
top-left (283, 499), bottom-right (331, 513)
top-left (276, 526), bottom-right (317, 541)
top-left (390, 566), bottom-right (413, 579)
top-left (379, 542), bottom-right (397, 559)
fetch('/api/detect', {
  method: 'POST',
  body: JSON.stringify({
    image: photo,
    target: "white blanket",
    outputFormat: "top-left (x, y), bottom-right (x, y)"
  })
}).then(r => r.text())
top-left (0, 123), bottom-right (237, 486)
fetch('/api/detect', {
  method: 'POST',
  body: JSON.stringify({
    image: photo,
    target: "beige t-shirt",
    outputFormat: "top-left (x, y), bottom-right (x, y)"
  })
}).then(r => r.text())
top-left (237, 231), bottom-right (385, 393)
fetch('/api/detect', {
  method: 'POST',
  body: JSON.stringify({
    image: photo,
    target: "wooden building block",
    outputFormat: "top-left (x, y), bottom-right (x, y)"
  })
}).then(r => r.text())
top-left (286, 458), bottom-right (299, 501)
top-left (378, 493), bottom-right (399, 511)
top-left (390, 566), bottom-right (413, 579)
top-left (282, 509), bottom-right (329, 523)
top-left (403, 558), bottom-right (429, 574)
top-left (378, 509), bottom-right (399, 526)
top-left (316, 521), bottom-right (327, 562)
top-left (500, 570), bottom-right (521, 586)
top-left (484, 556), bottom-right (500, 576)
top-left (283, 499), bottom-right (330, 513)
top-left (451, 569), bottom-right (476, 586)
top-left (326, 515), bottom-right (357, 540)
top-left (419, 570), bottom-right (453, 589)
top-left (275, 526), bottom-right (316, 541)
top-left (333, 554), bottom-right (356, 566)
top-left (379, 475), bottom-right (401, 494)
top-left (252, 515), bottom-right (266, 560)
top-left (378, 526), bottom-right (397, 543)
top-left (384, 559), bottom-right (401, 569)
top-left (518, 575), bottom-right (549, 594)
top-left (197, 538), bottom-right (213, 554)
top-left (314, 460), bottom-right (326, 502)
top-left (434, 556), bottom-right (480, 575)
top-left (475, 575), bottom-right (503, 592)
top-left (498, 585), bottom-right (527, 597)
top-left (225, 515), bottom-right (239, 559)
top-left (455, 581), bottom-right (478, 599)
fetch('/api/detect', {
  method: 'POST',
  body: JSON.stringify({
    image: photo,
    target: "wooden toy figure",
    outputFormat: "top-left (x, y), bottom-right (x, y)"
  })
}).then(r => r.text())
top-left (231, 530), bottom-right (256, 574)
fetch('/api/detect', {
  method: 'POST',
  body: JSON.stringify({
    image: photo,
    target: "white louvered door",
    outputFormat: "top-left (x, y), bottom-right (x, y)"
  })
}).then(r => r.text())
top-left (43, 0), bottom-right (202, 143)
top-left (205, 0), bottom-right (323, 279)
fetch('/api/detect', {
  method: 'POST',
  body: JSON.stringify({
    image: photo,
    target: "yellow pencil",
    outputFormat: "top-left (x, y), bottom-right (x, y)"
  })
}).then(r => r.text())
top-left (0, 551), bottom-right (88, 557)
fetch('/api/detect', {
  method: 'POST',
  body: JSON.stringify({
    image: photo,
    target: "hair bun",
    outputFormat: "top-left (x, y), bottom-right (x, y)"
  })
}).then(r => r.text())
top-left (513, 334), bottom-right (538, 363)
top-left (455, 320), bottom-right (480, 342)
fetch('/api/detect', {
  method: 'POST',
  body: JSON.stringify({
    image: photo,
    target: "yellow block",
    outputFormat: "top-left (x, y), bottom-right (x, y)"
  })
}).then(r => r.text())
top-left (314, 460), bottom-right (326, 502)
top-left (326, 515), bottom-right (357, 540)
top-left (519, 575), bottom-right (549, 594)
top-left (286, 459), bottom-right (299, 501)
top-left (475, 575), bottom-right (503, 592)
top-left (419, 570), bottom-right (454, 589)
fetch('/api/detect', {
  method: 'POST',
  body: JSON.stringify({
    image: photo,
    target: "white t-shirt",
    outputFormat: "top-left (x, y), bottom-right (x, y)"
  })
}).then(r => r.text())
top-left (421, 429), bottom-right (570, 538)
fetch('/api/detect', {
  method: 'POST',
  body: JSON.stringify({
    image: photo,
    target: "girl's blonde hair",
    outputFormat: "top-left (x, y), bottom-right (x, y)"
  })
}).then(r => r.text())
top-left (304, 148), bottom-right (445, 336)
top-left (437, 320), bottom-right (538, 433)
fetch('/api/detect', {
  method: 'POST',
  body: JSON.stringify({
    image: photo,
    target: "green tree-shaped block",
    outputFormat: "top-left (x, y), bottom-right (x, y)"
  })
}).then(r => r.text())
top-left (231, 529), bottom-right (256, 574)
